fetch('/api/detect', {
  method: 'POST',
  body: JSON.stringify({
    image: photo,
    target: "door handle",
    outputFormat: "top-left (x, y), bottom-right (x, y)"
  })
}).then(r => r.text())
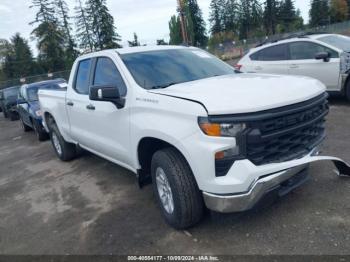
top-left (86, 104), bottom-right (95, 110)
top-left (67, 101), bottom-right (74, 106)
top-left (290, 64), bottom-right (299, 69)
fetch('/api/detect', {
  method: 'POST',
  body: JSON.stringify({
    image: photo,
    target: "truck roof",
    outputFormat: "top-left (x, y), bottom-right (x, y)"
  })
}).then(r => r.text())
top-left (79, 45), bottom-right (192, 59)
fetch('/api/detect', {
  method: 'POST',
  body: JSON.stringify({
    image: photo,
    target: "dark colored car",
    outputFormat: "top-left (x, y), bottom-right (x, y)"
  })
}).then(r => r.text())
top-left (17, 79), bottom-right (67, 141)
top-left (0, 86), bottom-right (21, 121)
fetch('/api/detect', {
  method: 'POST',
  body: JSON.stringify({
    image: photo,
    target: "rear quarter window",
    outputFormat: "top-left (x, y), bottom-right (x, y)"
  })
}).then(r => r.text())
top-left (250, 44), bottom-right (289, 61)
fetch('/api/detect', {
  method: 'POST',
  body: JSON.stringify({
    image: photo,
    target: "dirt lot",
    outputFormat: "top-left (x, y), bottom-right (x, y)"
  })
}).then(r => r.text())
top-left (0, 97), bottom-right (350, 255)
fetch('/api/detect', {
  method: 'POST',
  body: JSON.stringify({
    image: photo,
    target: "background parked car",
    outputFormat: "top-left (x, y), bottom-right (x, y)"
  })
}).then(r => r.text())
top-left (0, 86), bottom-right (20, 121)
top-left (237, 33), bottom-right (350, 101)
top-left (17, 79), bottom-right (67, 141)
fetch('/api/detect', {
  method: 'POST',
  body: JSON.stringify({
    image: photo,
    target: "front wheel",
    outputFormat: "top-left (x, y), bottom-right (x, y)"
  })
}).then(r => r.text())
top-left (49, 123), bottom-right (77, 161)
top-left (151, 148), bottom-right (204, 229)
top-left (20, 118), bottom-right (32, 132)
top-left (33, 120), bottom-right (49, 141)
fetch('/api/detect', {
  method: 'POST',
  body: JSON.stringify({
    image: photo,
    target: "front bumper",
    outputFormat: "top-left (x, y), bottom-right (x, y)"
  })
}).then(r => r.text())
top-left (203, 156), bottom-right (350, 213)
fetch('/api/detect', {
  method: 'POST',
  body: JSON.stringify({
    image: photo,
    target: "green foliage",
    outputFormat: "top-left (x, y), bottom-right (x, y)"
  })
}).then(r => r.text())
top-left (32, 21), bottom-right (66, 72)
top-left (85, 0), bottom-right (122, 50)
top-left (54, 0), bottom-right (79, 69)
top-left (309, 0), bottom-right (330, 27)
top-left (330, 0), bottom-right (348, 23)
top-left (263, 0), bottom-right (280, 35)
top-left (30, 0), bottom-right (66, 72)
top-left (238, 0), bottom-right (263, 39)
top-left (169, 15), bottom-right (182, 45)
top-left (75, 0), bottom-right (94, 51)
top-left (1, 34), bottom-right (38, 80)
top-left (209, 0), bottom-right (224, 34)
top-left (169, 0), bottom-right (207, 47)
top-left (187, 0), bottom-right (208, 47)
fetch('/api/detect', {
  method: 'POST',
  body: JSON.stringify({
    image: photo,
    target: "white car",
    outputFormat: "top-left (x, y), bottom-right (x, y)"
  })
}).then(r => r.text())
top-left (38, 46), bottom-right (350, 229)
top-left (237, 34), bottom-right (350, 100)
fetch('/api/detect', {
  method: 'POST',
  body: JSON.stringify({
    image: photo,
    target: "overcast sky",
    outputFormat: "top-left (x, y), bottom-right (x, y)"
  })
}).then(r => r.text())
top-left (0, 0), bottom-right (311, 53)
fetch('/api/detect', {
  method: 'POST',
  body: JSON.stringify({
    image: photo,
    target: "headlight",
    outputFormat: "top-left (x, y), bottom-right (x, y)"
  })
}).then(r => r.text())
top-left (35, 110), bottom-right (42, 117)
top-left (198, 117), bottom-right (246, 137)
top-left (198, 117), bottom-right (247, 177)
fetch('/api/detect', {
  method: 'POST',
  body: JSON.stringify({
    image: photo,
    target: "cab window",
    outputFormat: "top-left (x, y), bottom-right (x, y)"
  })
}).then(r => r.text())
top-left (93, 57), bottom-right (127, 96)
top-left (288, 41), bottom-right (339, 60)
top-left (74, 59), bottom-right (91, 95)
top-left (250, 44), bottom-right (289, 61)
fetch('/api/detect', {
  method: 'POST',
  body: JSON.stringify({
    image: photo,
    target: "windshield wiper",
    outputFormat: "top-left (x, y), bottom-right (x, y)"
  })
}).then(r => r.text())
top-left (149, 82), bottom-right (179, 90)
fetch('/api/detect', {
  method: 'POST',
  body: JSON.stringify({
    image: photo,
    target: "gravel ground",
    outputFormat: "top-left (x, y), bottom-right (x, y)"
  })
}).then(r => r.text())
top-left (0, 96), bottom-right (349, 255)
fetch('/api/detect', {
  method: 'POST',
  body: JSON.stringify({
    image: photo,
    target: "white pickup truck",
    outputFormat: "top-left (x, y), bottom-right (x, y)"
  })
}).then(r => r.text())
top-left (39, 46), bottom-right (350, 229)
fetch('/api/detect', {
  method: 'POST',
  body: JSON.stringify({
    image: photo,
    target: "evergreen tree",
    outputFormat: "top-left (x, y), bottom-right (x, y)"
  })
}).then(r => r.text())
top-left (238, 0), bottom-right (263, 39)
top-left (169, 15), bottom-right (182, 45)
top-left (279, 0), bottom-right (297, 32)
top-left (309, 0), bottom-right (330, 27)
top-left (2, 34), bottom-right (36, 79)
top-left (223, 0), bottom-right (239, 32)
top-left (263, 0), bottom-right (280, 35)
top-left (128, 33), bottom-right (140, 47)
top-left (54, 0), bottom-right (78, 67)
top-left (85, 0), bottom-right (122, 50)
top-left (209, 0), bottom-right (224, 34)
top-left (75, 0), bottom-right (94, 51)
top-left (330, 0), bottom-right (348, 23)
top-left (187, 0), bottom-right (207, 47)
top-left (30, 0), bottom-right (66, 71)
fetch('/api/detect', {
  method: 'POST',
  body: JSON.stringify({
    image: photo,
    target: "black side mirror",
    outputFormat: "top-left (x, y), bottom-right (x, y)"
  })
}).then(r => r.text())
top-left (89, 85), bottom-right (125, 109)
top-left (315, 52), bottom-right (330, 62)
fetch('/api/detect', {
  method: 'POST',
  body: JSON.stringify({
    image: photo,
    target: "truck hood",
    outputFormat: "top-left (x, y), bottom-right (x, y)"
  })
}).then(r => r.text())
top-left (150, 74), bottom-right (326, 115)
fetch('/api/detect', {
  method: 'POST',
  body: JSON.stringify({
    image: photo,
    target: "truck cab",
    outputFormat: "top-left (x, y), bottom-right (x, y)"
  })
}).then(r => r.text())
top-left (39, 46), bottom-right (350, 229)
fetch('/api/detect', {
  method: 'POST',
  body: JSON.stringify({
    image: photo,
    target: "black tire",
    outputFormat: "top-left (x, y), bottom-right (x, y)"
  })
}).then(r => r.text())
top-left (9, 111), bottom-right (19, 121)
top-left (33, 120), bottom-right (49, 141)
top-left (20, 118), bottom-right (32, 132)
top-left (346, 80), bottom-right (350, 102)
top-left (49, 123), bottom-right (76, 161)
top-left (3, 110), bottom-right (8, 118)
top-left (151, 148), bottom-right (203, 229)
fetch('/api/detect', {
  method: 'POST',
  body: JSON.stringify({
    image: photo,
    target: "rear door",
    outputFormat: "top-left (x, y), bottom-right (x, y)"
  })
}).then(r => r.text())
top-left (66, 58), bottom-right (93, 145)
top-left (287, 41), bottom-right (340, 90)
top-left (248, 43), bottom-right (290, 75)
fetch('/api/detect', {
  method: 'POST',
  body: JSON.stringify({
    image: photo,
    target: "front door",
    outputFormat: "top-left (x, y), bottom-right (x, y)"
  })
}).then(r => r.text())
top-left (67, 56), bottom-right (131, 167)
top-left (287, 41), bottom-right (340, 90)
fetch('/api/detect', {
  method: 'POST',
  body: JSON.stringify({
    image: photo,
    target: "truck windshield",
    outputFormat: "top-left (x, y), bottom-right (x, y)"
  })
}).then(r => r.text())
top-left (120, 49), bottom-right (235, 90)
top-left (318, 35), bottom-right (350, 51)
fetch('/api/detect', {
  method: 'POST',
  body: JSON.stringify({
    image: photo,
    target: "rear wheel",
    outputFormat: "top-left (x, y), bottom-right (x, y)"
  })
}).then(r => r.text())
top-left (151, 148), bottom-right (204, 229)
top-left (49, 123), bottom-right (77, 161)
top-left (3, 110), bottom-right (8, 118)
top-left (33, 120), bottom-right (49, 141)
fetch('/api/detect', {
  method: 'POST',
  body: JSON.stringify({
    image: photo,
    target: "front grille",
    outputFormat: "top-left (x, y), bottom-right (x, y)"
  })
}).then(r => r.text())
top-left (245, 93), bottom-right (329, 165)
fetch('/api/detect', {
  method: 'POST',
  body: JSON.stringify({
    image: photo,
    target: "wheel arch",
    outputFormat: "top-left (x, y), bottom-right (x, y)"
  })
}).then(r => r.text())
top-left (136, 137), bottom-right (193, 187)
